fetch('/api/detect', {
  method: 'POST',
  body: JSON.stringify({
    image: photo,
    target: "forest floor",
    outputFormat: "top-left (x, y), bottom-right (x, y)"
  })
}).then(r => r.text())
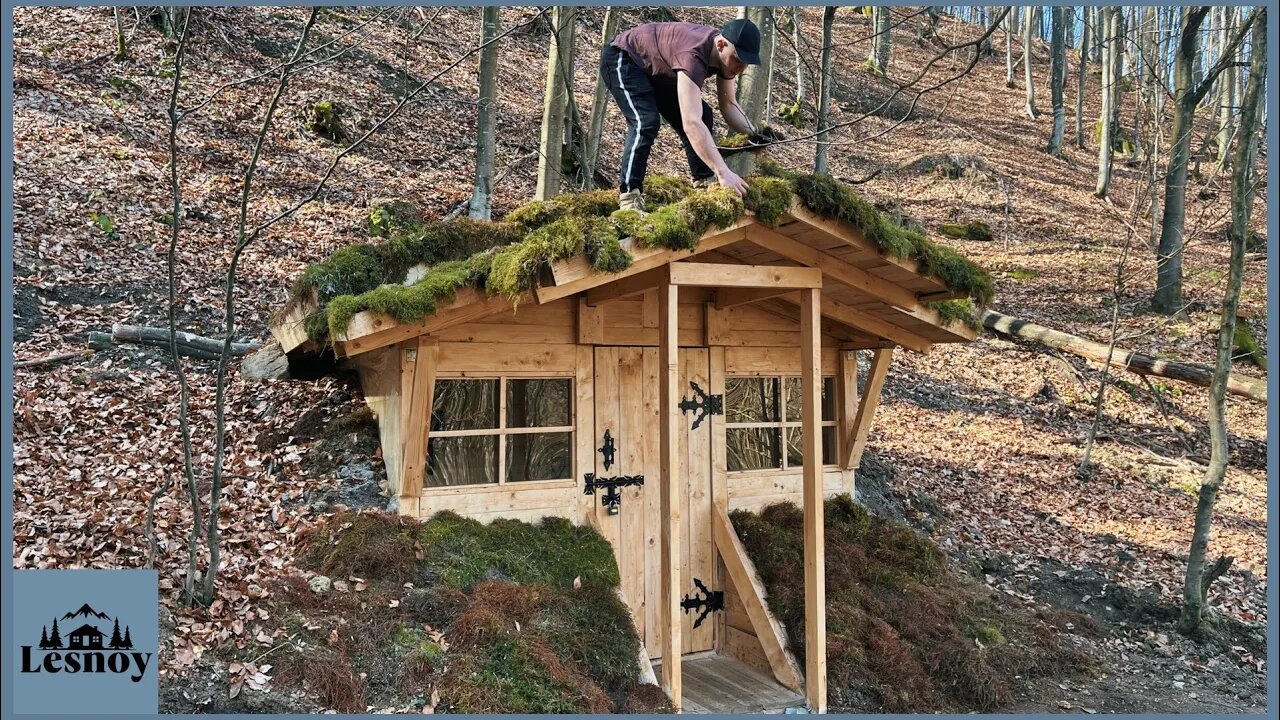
top-left (10, 6), bottom-right (1268, 713)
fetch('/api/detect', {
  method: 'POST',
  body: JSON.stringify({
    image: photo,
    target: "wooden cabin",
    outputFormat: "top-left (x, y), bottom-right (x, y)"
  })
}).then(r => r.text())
top-left (273, 199), bottom-right (979, 713)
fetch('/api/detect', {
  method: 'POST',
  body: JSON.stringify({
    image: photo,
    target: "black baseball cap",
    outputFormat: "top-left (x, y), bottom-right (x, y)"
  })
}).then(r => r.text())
top-left (720, 18), bottom-right (762, 65)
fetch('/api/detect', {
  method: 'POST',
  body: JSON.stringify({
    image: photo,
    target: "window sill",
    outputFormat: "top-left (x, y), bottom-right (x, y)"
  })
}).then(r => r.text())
top-left (420, 478), bottom-right (578, 496)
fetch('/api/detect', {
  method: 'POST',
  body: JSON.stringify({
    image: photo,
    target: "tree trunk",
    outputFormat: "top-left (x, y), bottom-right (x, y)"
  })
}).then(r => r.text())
top-left (583, 7), bottom-right (621, 191)
top-left (737, 6), bottom-right (775, 126)
top-left (1180, 8), bottom-right (1265, 636)
top-left (1046, 6), bottom-right (1066, 154)
top-left (101, 325), bottom-right (260, 358)
top-left (1074, 6), bottom-right (1087, 148)
top-left (1004, 7), bottom-right (1015, 87)
top-left (469, 6), bottom-right (501, 219)
top-left (1022, 5), bottom-right (1038, 117)
top-left (1095, 7), bottom-right (1117, 197)
top-left (813, 6), bottom-right (837, 175)
top-left (1215, 7), bottom-right (1239, 169)
top-left (868, 5), bottom-right (891, 75)
top-left (535, 7), bottom-right (577, 201)
top-left (731, 6), bottom-right (774, 177)
top-left (792, 7), bottom-right (806, 110)
top-left (1154, 8), bottom-right (1200, 314)
top-left (981, 310), bottom-right (1268, 403)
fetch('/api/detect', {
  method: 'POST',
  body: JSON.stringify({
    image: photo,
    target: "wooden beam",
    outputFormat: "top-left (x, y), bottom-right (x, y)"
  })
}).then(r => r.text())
top-left (842, 347), bottom-right (893, 470)
top-left (837, 350), bottom-right (859, 476)
top-left (712, 505), bottom-right (806, 692)
top-left (399, 337), bottom-right (438, 515)
top-left (817, 298), bottom-right (932, 353)
top-left (537, 222), bottom-right (751, 304)
top-left (714, 286), bottom-right (800, 309)
top-left (668, 262), bottom-right (823, 289)
top-left (746, 225), bottom-right (921, 310)
top-left (799, 287), bottom-right (827, 713)
top-left (584, 266), bottom-right (666, 306)
top-left (657, 281), bottom-right (682, 709)
top-left (577, 297), bottom-right (605, 344)
top-left (270, 301), bottom-right (316, 354)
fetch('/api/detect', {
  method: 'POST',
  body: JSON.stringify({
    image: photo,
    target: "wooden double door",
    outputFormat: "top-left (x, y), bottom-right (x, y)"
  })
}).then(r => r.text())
top-left (590, 346), bottom-right (715, 660)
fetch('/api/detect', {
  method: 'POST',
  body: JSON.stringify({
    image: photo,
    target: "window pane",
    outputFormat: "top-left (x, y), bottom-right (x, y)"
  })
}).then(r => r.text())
top-left (727, 427), bottom-right (782, 471)
top-left (786, 426), bottom-right (838, 467)
top-left (507, 379), bottom-right (571, 428)
top-left (431, 380), bottom-right (498, 431)
top-left (426, 435), bottom-right (497, 487)
top-left (506, 432), bottom-right (572, 482)
top-left (726, 377), bottom-right (779, 423)
top-left (785, 377), bottom-right (836, 422)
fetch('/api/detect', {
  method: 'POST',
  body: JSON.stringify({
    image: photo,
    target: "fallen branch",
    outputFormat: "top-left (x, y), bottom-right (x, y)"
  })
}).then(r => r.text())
top-left (89, 325), bottom-right (260, 360)
top-left (13, 351), bottom-right (90, 369)
top-left (982, 310), bottom-right (1267, 403)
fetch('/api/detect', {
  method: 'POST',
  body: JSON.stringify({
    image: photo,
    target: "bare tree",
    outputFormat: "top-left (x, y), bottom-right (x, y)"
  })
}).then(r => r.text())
top-left (736, 6), bottom-right (776, 125)
top-left (791, 7), bottom-right (807, 113)
top-left (1180, 7), bottom-right (1265, 637)
top-left (469, 6), bottom-right (501, 220)
top-left (1045, 6), bottom-right (1066, 154)
top-left (1004, 6), bottom-right (1015, 88)
top-left (1074, 6), bottom-right (1087, 148)
top-left (582, 8), bottom-right (620, 191)
top-left (1022, 4), bottom-right (1038, 118)
top-left (535, 7), bottom-right (577, 201)
top-left (1153, 7), bottom-right (1258, 315)
top-left (1215, 6), bottom-right (1240, 169)
top-left (867, 5), bottom-right (891, 76)
top-left (814, 6), bottom-right (837, 174)
top-left (1095, 7), bottom-right (1119, 197)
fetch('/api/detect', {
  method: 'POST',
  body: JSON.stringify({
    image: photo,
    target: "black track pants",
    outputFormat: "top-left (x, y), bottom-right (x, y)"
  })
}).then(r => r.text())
top-left (600, 45), bottom-right (716, 193)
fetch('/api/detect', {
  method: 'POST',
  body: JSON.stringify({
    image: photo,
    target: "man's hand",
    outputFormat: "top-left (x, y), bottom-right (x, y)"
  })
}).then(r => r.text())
top-left (717, 168), bottom-right (749, 197)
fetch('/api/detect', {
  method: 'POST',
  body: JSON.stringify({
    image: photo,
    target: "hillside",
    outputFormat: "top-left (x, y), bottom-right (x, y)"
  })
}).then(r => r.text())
top-left (10, 6), bottom-right (1267, 713)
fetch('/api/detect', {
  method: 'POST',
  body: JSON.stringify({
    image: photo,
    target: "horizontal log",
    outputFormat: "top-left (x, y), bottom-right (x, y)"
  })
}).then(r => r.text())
top-left (982, 310), bottom-right (1266, 404)
top-left (91, 325), bottom-right (260, 361)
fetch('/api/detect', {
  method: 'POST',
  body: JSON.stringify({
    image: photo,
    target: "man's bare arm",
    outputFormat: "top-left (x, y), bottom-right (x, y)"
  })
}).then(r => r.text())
top-left (716, 76), bottom-right (755, 134)
top-left (677, 72), bottom-right (748, 195)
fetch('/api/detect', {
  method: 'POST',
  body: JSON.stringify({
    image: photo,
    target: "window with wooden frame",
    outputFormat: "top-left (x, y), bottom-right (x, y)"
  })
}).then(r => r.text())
top-left (724, 376), bottom-right (837, 472)
top-left (425, 377), bottom-right (574, 487)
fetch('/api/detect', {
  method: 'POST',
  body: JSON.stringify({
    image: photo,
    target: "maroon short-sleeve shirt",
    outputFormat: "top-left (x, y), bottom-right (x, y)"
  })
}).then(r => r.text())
top-left (611, 22), bottom-right (722, 85)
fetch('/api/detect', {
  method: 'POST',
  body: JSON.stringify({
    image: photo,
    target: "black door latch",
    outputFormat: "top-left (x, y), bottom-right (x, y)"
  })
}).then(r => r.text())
top-left (583, 473), bottom-right (644, 514)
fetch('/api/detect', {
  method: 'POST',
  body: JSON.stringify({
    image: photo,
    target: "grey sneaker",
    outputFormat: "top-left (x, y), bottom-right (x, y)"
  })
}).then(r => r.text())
top-left (619, 189), bottom-right (648, 215)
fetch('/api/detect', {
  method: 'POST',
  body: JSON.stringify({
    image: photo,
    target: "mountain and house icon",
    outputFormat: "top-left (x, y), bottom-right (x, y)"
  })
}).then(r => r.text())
top-left (37, 603), bottom-right (133, 651)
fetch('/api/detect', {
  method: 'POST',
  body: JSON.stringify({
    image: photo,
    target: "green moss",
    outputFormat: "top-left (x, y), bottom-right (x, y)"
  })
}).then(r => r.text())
top-left (1232, 320), bottom-right (1266, 368)
top-left (304, 100), bottom-right (350, 144)
top-left (535, 584), bottom-right (641, 691)
top-left (927, 299), bottom-right (981, 331)
top-left (296, 162), bottom-right (994, 343)
top-left (939, 220), bottom-right (994, 242)
top-left (1008, 268), bottom-right (1039, 281)
top-left (641, 175), bottom-right (695, 206)
top-left (744, 175), bottom-right (794, 227)
top-left (368, 199), bottom-right (422, 238)
top-left (417, 512), bottom-right (620, 591)
top-left (446, 634), bottom-right (604, 713)
top-left (505, 190), bottom-right (619, 231)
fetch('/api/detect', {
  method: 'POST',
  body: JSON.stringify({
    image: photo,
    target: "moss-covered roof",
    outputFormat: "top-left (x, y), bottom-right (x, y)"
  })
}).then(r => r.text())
top-left (283, 161), bottom-right (993, 344)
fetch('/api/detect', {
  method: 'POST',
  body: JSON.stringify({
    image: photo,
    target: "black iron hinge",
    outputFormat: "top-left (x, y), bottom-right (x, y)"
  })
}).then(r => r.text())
top-left (678, 381), bottom-right (723, 430)
top-left (680, 577), bottom-right (724, 629)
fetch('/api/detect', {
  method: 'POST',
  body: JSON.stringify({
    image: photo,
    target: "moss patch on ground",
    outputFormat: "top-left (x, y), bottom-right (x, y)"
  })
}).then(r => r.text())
top-left (265, 510), bottom-right (668, 713)
top-left (288, 164), bottom-right (993, 344)
top-left (731, 496), bottom-right (1096, 712)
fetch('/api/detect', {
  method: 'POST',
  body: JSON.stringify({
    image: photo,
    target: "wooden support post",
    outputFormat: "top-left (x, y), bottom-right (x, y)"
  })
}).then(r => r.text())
top-left (843, 347), bottom-right (893, 470)
top-left (399, 337), bottom-right (438, 515)
top-left (658, 281), bottom-right (683, 710)
top-left (799, 287), bottom-right (827, 713)
top-left (837, 349), bottom-right (860, 493)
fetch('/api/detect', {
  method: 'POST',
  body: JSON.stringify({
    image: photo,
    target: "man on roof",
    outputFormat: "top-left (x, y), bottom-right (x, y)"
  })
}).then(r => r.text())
top-left (601, 18), bottom-right (761, 213)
